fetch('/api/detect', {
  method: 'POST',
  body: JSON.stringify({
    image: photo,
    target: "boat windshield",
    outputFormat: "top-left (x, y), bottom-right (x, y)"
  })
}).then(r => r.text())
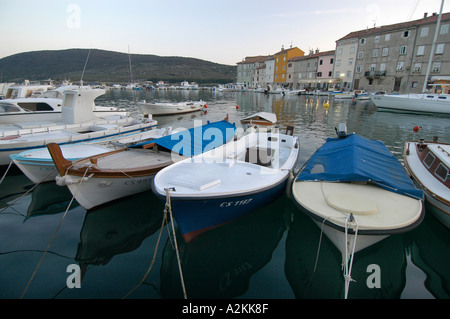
top-left (0, 102), bottom-right (22, 113)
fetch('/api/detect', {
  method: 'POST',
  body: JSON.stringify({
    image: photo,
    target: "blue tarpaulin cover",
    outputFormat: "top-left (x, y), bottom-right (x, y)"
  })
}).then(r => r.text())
top-left (297, 133), bottom-right (424, 200)
top-left (132, 120), bottom-right (236, 156)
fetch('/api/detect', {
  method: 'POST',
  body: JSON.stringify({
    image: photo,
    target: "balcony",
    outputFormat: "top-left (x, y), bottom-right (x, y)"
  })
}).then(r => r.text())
top-left (364, 71), bottom-right (386, 77)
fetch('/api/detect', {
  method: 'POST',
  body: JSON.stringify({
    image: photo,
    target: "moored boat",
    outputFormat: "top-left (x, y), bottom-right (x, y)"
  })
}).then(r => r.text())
top-left (0, 87), bottom-right (157, 168)
top-left (140, 100), bottom-right (207, 116)
top-left (240, 112), bottom-right (277, 132)
top-left (404, 138), bottom-right (450, 229)
top-left (47, 119), bottom-right (236, 210)
top-left (291, 126), bottom-right (424, 258)
top-left (152, 128), bottom-right (300, 242)
top-left (370, 93), bottom-right (450, 114)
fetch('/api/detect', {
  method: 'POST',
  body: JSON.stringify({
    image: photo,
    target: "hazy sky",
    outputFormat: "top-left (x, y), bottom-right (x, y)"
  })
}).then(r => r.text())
top-left (0, 0), bottom-right (448, 65)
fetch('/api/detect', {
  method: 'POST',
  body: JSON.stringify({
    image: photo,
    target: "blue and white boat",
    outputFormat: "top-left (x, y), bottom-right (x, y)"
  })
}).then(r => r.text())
top-left (291, 126), bottom-right (424, 257)
top-left (152, 128), bottom-right (300, 242)
top-left (48, 119), bottom-right (236, 210)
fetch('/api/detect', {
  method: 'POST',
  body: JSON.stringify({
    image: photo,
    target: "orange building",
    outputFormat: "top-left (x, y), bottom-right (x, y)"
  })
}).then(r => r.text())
top-left (274, 46), bottom-right (305, 83)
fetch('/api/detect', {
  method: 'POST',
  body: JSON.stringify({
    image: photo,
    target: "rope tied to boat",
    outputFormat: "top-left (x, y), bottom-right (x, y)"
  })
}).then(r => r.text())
top-left (164, 187), bottom-right (187, 299)
top-left (343, 213), bottom-right (358, 299)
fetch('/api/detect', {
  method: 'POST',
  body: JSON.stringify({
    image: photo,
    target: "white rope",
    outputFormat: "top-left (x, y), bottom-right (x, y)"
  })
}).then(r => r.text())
top-left (0, 161), bottom-right (13, 185)
top-left (165, 187), bottom-right (187, 299)
top-left (343, 213), bottom-right (358, 299)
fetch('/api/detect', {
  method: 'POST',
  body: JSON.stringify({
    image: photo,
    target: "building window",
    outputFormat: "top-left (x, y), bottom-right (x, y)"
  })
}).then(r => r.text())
top-left (382, 47), bottom-right (389, 56)
top-left (358, 51), bottom-right (364, 59)
top-left (397, 61), bottom-right (405, 71)
top-left (420, 27), bottom-right (429, 37)
top-left (414, 62), bottom-right (422, 72)
top-left (436, 43), bottom-right (445, 54)
top-left (402, 30), bottom-right (410, 38)
top-left (336, 60), bottom-right (341, 66)
top-left (400, 45), bottom-right (407, 55)
top-left (417, 45), bottom-right (425, 56)
top-left (432, 62), bottom-right (441, 72)
top-left (356, 65), bottom-right (362, 73)
top-left (380, 63), bottom-right (386, 72)
top-left (330, 58), bottom-right (334, 64)
top-left (317, 72), bottom-right (322, 77)
top-left (372, 49), bottom-right (379, 57)
top-left (348, 58), bottom-right (353, 65)
top-left (374, 35), bottom-right (380, 43)
top-left (359, 38), bottom-right (366, 45)
top-left (370, 63), bottom-right (376, 71)
top-left (412, 81), bottom-right (418, 88)
top-left (440, 24), bottom-right (449, 34)
top-left (347, 71), bottom-right (352, 78)
top-left (350, 46), bottom-right (355, 53)
top-left (337, 48), bottom-right (343, 56)
top-left (385, 33), bottom-right (391, 41)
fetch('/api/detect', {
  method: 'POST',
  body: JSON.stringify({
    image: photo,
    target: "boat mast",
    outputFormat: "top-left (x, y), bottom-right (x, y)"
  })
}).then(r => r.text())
top-left (128, 45), bottom-right (133, 84)
top-left (422, 0), bottom-right (445, 93)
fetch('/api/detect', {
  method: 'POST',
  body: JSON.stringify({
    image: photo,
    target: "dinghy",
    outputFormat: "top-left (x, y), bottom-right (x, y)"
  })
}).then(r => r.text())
top-left (140, 100), bottom-right (206, 116)
top-left (291, 125), bottom-right (424, 257)
top-left (404, 138), bottom-right (450, 229)
top-left (152, 128), bottom-right (300, 242)
top-left (240, 112), bottom-right (277, 132)
top-left (47, 119), bottom-right (236, 210)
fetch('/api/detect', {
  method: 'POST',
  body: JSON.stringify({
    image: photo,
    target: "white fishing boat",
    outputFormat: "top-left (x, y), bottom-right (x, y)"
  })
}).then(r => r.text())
top-left (0, 87), bottom-right (157, 167)
top-left (370, 93), bottom-right (450, 114)
top-left (240, 112), bottom-right (277, 132)
top-left (292, 125), bottom-right (424, 257)
top-left (10, 127), bottom-right (174, 183)
top-left (140, 100), bottom-right (207, 116)
top-left (353, 90), bottom-right (370, 100)
top-left (404, 138), bottom-right (450, 229)
top-left (47, 119), bottom-right (236, 210)
top-left (4, 83), bottom-right (54, 99)
top-left (0, 85), bottom-right (128, 124)
top-left (152, 128), bottom-right (300, 242)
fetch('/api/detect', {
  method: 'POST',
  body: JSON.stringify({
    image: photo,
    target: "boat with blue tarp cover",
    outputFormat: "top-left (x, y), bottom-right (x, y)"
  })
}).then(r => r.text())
top-left (152, 127), bottom-right (300, 242)
top-left (46, 119), bottom-right (236, 210)
top-left (291, 126), bottom-right (424, 257)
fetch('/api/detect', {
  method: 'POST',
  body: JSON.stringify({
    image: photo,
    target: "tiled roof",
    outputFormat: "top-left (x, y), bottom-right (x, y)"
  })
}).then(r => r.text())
top-left (337, 12), bottom-right (450, 41)
top-left (237, 55), bottom-right (272, 64)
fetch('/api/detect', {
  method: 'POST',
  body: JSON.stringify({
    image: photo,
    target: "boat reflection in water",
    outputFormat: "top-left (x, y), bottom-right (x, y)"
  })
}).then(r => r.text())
top-left (285, 209), bottom-right (407, 299)
top-left (160, 196), bottom-right (291, 299)
top-left (406, 210), bottom-right (450, 298)
top-left (75, 190), bottom-right (165, 279)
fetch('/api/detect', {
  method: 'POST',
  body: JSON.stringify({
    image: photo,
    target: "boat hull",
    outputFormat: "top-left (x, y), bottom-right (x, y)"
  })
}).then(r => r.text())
top-left (371, 94), bottom-right (450, 114)
top-left (156, 176), bottom-right (289, 242)
top-left (141, 102), bottom-right (205, 116)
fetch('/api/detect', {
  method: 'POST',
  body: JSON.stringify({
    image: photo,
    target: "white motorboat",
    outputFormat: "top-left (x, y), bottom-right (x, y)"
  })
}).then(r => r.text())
top-left (47, 119), bottom-right (236, 210)
top-left (0, 87), bottom-right (157, 167)
top-left (140, 100), bottom-right (207, 116)
top-left (333, 91), bottom-right (354, 99)
top-left (292, 126), bottom-right (424, 258)
top-left (152, 128), bottom-right (300, 242)
top-left (240, 112), bottom-right (277, 132)
top-left (10, 127), bottom-right (174, 183)
top-left (370, 93), bottom-right (450, 114)
top-left (404, 138), bottom-right (450, 229)
top-left (0, 85), bottom-right (128, 124)
top-left (353, 90), bottom-right (370, 100)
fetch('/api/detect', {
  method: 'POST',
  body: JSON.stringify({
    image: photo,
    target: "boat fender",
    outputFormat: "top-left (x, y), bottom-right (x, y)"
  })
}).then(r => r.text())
top-left (56, 174), bottom-right (93, 186)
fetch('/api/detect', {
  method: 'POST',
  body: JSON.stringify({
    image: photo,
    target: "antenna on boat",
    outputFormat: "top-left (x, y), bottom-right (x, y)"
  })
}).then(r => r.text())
top-left (80, 48), bottom-right (91, 87)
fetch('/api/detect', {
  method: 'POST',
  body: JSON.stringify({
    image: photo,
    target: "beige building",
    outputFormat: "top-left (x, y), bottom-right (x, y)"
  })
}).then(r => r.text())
top-left (343, 12), bottom-right (450, 93)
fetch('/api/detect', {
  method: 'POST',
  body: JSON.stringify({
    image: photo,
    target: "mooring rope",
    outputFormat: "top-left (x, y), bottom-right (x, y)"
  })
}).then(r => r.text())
top-left (343, 213), bottom-right (358, 299)
top-left (20, 165), bottom-right (91, 299)
top-left (165, 187), bottom-right (187, 299)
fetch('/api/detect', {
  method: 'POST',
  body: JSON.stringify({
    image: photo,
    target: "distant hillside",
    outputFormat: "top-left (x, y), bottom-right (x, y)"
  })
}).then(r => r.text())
top-left (0, 49), bottom-right (237, 84)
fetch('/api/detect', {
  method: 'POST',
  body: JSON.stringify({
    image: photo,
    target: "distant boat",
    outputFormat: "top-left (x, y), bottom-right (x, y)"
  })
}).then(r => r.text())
top-left (152, 128), bottom-right (300, 242)
top-left (291, 126), bottom-right (424, 257)
top-left (404, 138), bottom-right (450, 229)
top-left (0, 87), bottom-right (157, 167)
top-left (140, 100), bottom-right (207, 116)
top-left (240, 112), bottom-right (277, 131)
top-left (353, 90), bottom-right (370, 100)
top-left (47, 119), bottom-right (236, 210)
top-left (0, 85), bottom-right (128, 124)
top-left (370, 93), bottom-right (450, 114)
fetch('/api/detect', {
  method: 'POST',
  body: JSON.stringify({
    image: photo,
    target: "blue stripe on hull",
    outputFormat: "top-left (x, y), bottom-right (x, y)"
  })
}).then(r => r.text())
top-left (170, 178), bottom-right (288, 241)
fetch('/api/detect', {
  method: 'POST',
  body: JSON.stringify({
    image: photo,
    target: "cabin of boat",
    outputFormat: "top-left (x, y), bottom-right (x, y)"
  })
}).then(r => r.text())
top-left (408, 139), bottom-right (450, 189)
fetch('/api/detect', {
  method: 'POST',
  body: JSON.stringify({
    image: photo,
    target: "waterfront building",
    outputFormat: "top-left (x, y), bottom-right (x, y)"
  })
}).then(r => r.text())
top-left (236, 55), bottom-right (270, 89)
top-left (334, 36), bottom-right (358, 90)
top-left (340, 12), bottom-right (450, 93)
top-left (273, 46), bottom-right (305, 85)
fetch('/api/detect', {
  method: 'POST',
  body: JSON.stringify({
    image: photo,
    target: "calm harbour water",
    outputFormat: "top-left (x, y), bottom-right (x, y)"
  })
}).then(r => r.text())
top-left (0, 88), bottom-right (449, 300)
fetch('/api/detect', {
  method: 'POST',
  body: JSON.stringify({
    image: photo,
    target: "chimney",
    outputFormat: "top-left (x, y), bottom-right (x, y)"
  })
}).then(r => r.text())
top-left (424, 12), bottom-right (428, 18)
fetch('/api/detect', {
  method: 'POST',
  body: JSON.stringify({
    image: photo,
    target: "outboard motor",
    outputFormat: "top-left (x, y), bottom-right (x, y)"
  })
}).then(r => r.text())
top-left (335, 123), bottom-right (348, 138)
